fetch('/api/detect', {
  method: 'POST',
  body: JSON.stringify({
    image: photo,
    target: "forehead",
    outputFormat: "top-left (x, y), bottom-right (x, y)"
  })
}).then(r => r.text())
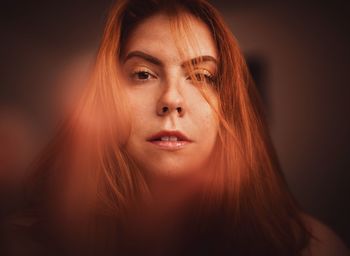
top-left (123, 12), bottom-right (218, 64)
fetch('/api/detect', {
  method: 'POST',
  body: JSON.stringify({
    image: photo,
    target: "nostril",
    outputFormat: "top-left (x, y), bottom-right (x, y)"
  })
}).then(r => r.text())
top-left (162, 106), bottom-right (169, 113)
top-left (176, 107), bottom-right (182, 113)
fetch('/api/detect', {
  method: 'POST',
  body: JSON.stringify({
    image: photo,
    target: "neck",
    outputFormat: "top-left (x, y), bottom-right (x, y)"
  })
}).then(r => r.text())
top-left (146, 166), bottom-right (213, 206)
top-left (123, 168), bottom-right (213, 253)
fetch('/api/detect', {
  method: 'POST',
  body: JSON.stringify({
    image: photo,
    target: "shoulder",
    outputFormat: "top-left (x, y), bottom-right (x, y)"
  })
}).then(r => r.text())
top-left (301, 214), bottom-right (349, 256)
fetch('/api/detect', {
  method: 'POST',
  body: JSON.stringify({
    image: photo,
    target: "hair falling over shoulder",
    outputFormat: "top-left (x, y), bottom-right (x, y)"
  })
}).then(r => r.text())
top-left (22, 0), bottom-right (311, 255)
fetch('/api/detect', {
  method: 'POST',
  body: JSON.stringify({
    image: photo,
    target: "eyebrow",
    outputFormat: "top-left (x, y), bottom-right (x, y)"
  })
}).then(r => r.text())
top-left (123, 50), bottom-right (217, 67)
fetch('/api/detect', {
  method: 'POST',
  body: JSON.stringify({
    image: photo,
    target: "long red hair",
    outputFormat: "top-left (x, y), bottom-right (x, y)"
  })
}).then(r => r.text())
top-left (25, 0), bottom-right (311, 255)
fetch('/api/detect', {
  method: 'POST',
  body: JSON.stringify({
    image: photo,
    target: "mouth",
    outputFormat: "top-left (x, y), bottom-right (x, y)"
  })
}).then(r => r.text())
top-left (146, 130), bottom-right (192, 150)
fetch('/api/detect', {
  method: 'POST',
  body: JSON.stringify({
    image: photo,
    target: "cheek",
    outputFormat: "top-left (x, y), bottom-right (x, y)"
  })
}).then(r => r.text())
top-left (195, 96), bottom-right (219, 155)
top-left (197, 111), bottom-right (218, 155)
top-left (190, 93), bottom-right (219, 138)
top-left (126, 89), bottom-right (155, 129)
top-left (186, 96), bottom-right (219, 160)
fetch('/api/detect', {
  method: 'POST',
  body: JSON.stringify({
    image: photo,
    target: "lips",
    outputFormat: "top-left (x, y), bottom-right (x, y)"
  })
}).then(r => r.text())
top-left (147, 130), bottom-right (192, 150)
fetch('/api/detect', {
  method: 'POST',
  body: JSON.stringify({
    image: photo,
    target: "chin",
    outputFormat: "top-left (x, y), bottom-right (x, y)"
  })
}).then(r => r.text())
top-left (144, 160), bottom-right (207, 180)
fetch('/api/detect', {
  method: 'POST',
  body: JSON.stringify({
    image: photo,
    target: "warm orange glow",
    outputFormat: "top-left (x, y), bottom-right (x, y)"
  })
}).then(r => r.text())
top-left (20, 0), bottom-right (311, 255)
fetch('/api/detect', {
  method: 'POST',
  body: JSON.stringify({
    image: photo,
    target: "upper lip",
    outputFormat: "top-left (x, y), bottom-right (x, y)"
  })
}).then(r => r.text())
top-left (147, 130), bottom-right (192, 142)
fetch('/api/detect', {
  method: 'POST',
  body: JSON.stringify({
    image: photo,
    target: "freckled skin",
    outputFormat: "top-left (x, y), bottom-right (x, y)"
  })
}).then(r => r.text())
top-left (121, 13), bottom-right (219, 181)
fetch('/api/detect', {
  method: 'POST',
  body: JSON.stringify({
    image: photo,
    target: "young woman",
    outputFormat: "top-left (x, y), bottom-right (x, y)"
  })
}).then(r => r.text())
top-left (6, 0), bottom-right (348, 255)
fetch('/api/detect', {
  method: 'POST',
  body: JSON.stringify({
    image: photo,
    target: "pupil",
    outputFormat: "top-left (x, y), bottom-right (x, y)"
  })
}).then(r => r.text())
top-left (139, 72), bottom-right (149, 79)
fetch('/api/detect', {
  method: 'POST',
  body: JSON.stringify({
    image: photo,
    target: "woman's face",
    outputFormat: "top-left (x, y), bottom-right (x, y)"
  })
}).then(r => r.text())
top-left (120, 12), bottom-right (219, 180)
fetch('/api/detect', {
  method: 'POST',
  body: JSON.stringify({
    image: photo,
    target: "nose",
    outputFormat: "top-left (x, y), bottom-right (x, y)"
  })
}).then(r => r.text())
top-left (156, 80), bottom-right (185, 117)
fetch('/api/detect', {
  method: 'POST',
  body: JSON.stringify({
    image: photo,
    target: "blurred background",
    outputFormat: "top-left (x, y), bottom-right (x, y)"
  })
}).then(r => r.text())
top-left (1, 0), bottom-right (349, 248)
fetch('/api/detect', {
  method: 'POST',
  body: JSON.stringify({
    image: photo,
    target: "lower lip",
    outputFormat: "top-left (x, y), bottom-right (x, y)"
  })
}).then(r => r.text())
top-left (148, 140), bottom-right (191, 150)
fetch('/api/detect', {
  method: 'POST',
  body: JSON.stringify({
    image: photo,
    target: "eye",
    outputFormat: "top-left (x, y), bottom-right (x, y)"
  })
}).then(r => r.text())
top-left (186, 70), bottom-right (216, 85)
top-left (130, 69), bottom-right (157, 82)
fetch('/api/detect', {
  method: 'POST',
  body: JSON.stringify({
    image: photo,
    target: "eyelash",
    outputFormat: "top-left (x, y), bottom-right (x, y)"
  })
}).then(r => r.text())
top-left (129, 68), bottom-right (216, 85)
top-left (130, 69), bottom-right (157, 82)
top-left (186, 70), bottom-right (216, 85)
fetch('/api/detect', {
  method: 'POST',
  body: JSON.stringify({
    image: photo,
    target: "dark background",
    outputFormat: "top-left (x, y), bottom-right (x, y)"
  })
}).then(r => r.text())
top-left (1, 0), bottom-right (349, 248)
